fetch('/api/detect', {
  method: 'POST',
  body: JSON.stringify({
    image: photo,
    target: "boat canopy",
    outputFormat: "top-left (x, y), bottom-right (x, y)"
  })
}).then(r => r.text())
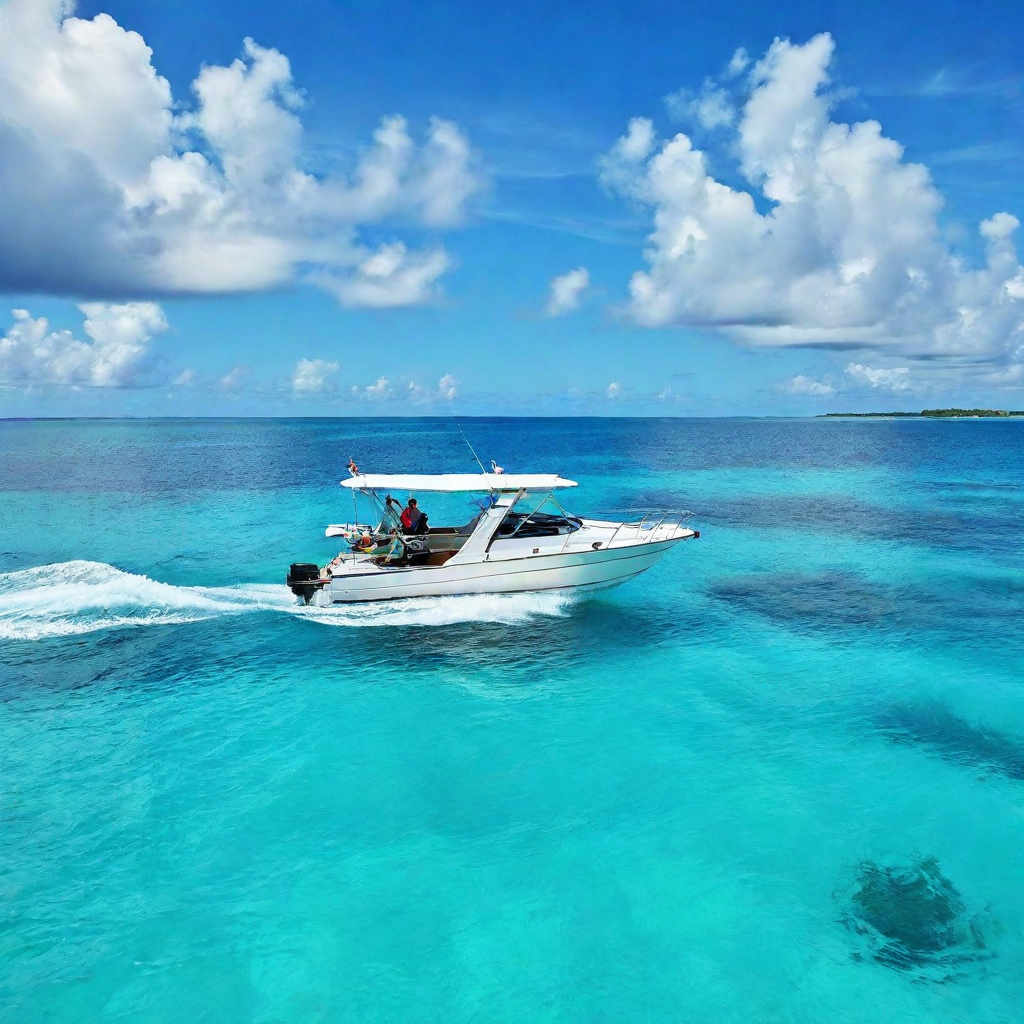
top-left (342, 473), bottom-right (578, 493)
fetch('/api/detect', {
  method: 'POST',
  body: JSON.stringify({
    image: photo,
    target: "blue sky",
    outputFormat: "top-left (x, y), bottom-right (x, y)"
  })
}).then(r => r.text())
top-left (1, 0), bottom-right (1022, 415)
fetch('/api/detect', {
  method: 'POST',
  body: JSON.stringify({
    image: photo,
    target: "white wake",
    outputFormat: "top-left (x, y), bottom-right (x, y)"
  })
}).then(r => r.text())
top-left (0, 561), bottom-right (575, 640)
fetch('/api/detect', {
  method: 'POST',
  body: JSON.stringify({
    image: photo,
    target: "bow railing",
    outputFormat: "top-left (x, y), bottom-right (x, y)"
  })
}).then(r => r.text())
top-left (609, 509), bottom-right (694, 546)
top-left (560, 508), bottom-right (695, 552)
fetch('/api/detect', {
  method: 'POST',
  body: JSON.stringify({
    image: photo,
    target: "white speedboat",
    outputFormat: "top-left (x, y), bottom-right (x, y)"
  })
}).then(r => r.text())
top-left (286, 471), bottom-right (699, 604)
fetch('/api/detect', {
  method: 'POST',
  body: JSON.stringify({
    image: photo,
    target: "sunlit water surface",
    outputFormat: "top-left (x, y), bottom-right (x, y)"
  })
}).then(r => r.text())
top-left (2, 418), bottom-right (1022, 1023)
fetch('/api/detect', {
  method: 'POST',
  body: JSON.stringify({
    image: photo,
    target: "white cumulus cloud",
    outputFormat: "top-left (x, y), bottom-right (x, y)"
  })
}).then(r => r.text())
top-left (219, 365), bottom-right (251, 390)
top-left (317, 244), bottom-right (451, 309)
top-left (726, 48), bottom-right (751, 78)
top-left (351, 376), bottom-right (394, 400)
top-left (606, 381), bottom-right (622, 399)
top-left (407, 374), bottom-right (459, 403)
top-left (292, 358), bottom-right (339, 394)
top-left (0, 302), bottom-right (167, 387)
top-left (844, 362), bottom-right (911, 391)
top-left (782, 374), bottom-right (835, 396)
top-left (601, 33), bottom-right (1024, 373)
top-left (599, 118), bottom-right (656, 195)
top-left (664, 79), bottom-right (735, 129)
top-left (545, 267), bottom-right (590, 316)
top-left (437, 373), bottom-right (458, 401)
top-left (0, 1), bottom-right (482, 303)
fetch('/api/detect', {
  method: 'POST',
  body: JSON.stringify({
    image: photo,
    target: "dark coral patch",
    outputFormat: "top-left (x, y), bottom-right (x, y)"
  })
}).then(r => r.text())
top-left (840, 857), bottom-right (989, 978)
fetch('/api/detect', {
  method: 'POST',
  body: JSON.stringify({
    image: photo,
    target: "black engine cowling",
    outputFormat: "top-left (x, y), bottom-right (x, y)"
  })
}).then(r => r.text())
top-left (287, 562), bottom-right (320, 583)
top-left (286, 562), bottom-right (322, 603)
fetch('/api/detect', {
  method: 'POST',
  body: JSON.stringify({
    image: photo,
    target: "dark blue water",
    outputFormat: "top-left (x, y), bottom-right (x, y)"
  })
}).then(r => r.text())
top-left (2, 418), bottom-right (1023, 1022)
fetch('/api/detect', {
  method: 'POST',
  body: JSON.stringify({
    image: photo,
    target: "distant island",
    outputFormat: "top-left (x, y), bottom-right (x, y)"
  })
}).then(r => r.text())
top-left (820, 409), bottom-right (1024, 418)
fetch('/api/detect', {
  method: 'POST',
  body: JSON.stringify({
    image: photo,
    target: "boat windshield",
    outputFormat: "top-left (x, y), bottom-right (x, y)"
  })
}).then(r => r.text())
top-left (495, 510), bottom-right (582, 539)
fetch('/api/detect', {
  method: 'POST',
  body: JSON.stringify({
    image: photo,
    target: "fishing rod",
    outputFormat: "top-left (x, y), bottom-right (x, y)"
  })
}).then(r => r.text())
top-left (454, 419), bottom-right (488, 476)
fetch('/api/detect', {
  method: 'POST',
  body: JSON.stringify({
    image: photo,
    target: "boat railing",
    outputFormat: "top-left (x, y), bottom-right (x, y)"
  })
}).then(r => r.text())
top-left (560, 508), bottom-right (694, 551)
top-left (613, 509), bottom-right (693, 546)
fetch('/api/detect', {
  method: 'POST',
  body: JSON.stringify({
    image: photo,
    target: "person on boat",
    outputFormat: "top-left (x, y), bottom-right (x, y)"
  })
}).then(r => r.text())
top-left (351, 530), bottom-right (374, 552)
top-left (401, 497), bottom-right (428, 535)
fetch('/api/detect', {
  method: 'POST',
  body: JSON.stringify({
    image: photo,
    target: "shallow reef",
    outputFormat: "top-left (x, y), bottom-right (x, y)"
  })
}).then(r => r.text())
top-left (709, 571), bottom-right (894, 630)
top-left (708, 569), bottom-right (1021, 651)
top-left (839, 857), bottom-right (990, 978)
top-left (876, 701), bottom-right (1024, 781)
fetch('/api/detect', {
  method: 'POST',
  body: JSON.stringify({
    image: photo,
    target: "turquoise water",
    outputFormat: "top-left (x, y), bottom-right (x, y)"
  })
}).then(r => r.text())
top-left (2, 417), bottom-right (1022, 1023)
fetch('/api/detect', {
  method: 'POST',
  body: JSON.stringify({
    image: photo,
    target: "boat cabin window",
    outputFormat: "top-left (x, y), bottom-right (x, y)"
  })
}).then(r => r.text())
top-left (495, 510), bottom-right (582, 539)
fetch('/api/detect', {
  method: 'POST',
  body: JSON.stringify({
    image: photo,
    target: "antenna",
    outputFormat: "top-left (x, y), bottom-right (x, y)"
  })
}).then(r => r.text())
top-left (454, 420), bottom-right (488, 476)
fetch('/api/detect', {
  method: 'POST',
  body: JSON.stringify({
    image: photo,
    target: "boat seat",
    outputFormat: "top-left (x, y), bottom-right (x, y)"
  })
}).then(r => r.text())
top-left (425, 550), bottom-right (457, 567)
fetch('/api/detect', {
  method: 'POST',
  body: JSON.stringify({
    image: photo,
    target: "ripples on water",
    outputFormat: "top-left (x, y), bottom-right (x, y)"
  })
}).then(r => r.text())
top-left (1, 418), bottom-right (1022, 1023)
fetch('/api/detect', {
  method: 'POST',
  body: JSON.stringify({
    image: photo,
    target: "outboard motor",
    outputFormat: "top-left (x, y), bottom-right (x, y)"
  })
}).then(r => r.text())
top-left (286, 562), bottom-right (322, 605)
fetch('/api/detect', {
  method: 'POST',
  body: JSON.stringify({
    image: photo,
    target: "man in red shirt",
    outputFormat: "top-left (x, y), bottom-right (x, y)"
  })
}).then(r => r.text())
top-left (401, 497), bottom-right (425, 534)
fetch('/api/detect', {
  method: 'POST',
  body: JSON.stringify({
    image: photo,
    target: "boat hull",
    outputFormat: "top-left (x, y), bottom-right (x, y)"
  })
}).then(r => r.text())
top-left (315, 537), bottom-right (687, 604)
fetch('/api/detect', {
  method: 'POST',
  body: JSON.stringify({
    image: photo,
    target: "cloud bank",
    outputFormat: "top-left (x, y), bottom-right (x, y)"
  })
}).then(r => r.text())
top-left (0, 1), bottom-right (482, 305)
top-left (602, 34), bottom-right (1024, 372)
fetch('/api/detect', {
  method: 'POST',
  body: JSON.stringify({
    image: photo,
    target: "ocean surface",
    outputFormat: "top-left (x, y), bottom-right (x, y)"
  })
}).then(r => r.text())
top-left (1, 416), bottom-right (1022, 1023)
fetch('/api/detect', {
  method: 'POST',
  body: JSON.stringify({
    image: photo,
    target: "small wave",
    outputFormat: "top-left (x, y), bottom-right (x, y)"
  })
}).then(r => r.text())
top-left (0, 561), bottom-right (575, 640)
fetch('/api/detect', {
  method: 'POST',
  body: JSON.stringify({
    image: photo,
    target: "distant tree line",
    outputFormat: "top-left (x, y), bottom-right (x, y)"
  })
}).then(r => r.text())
top-left (920, 408), bottom-right (1024, 417)
top-left (821, 409), bottom-right (1024, 418)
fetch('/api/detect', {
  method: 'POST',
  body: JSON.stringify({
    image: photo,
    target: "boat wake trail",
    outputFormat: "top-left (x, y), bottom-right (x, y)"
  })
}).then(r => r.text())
top-left (0, 561), bottom-right (286, 640)
top-left (0, 561), bottom-right (576, 640)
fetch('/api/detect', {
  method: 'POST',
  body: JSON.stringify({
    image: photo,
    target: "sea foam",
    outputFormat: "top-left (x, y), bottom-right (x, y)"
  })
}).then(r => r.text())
top-left (0, 560), bottom-right (575, 640)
